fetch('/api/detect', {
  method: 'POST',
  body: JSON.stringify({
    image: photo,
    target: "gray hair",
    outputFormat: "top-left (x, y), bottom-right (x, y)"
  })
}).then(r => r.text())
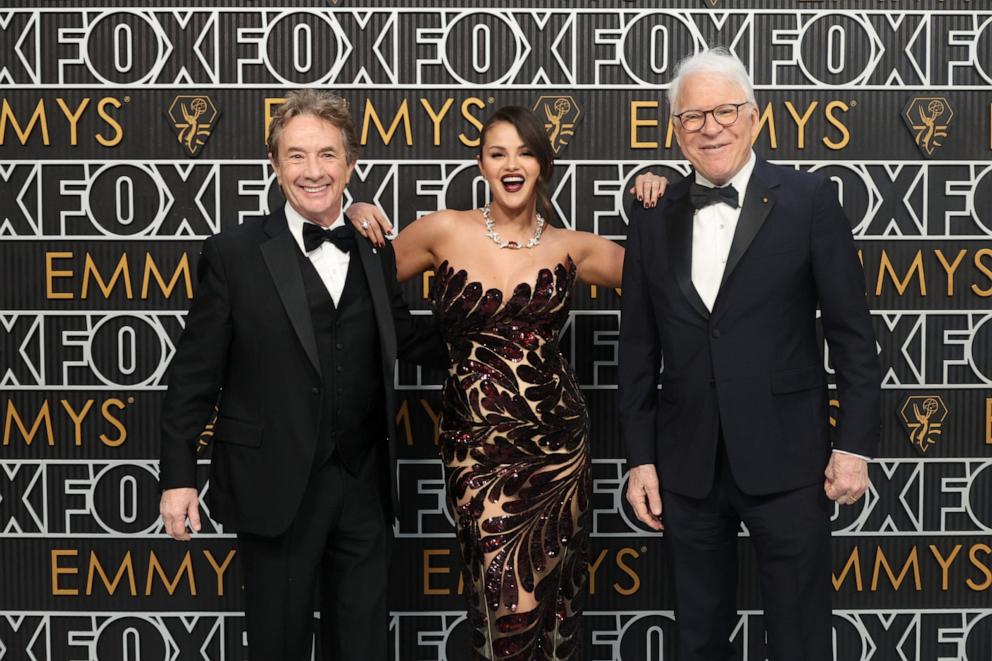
top-left (667, 47), bottom-right (756, 114)
top-left (267, 89), bottom-right (360, 164)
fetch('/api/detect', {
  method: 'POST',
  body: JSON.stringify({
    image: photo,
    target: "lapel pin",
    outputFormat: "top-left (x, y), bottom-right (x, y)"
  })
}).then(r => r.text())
top-left (762, 196), bottom-right (768, 203)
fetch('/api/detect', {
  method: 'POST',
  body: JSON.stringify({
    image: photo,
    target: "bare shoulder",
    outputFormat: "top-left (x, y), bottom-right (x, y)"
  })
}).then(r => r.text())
top-left (405, 208), bottom-right (479, 234)
top-left (546, 226), bottom-right (612, 259)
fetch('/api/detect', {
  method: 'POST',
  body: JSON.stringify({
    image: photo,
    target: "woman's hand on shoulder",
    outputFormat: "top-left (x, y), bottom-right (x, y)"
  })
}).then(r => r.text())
top-left (628, 172), bottom-right (669, 208)
top-left (347, 202), bottom-right (393, 248)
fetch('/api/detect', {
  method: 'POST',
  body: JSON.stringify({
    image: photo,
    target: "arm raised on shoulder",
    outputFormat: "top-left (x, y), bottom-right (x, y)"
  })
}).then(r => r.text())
top-left (568, 230), bottom-right (625, 289)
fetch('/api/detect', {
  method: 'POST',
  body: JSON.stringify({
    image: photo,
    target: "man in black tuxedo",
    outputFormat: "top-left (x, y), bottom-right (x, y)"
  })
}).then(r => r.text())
top-left (158, 89), bottom-right (443, 660)
top-left (618, 48), bottom-right (881, 661)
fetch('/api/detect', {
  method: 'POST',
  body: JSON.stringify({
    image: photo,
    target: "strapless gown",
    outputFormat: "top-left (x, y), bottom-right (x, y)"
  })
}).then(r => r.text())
top-left (430, 256), bottom-right (590, 660)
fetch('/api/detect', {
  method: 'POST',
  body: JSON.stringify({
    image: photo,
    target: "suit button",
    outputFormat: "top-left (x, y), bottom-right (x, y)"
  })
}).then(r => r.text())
top-left (336, 343), bottom-right (344, 350)
top-left (311, 387), bottom-right (320, 396)
top-left (336, 365), bottom-right (344, 373)
top-left (712, 329), bottom-right (721, 339)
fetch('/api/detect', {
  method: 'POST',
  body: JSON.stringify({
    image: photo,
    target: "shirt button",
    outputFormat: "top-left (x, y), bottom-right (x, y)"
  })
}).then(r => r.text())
top-left (712, 329), bottom-right (721, 339)
top-left (311, 387), bottom-right (320, 396)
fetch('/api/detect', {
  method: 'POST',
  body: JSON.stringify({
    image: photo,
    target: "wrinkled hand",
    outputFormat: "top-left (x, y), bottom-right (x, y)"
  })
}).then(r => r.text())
top-left (160, 487), bottom-right (201, 541)
top-left (824, 452), bottom-right (870, 506)
top-left (628, 173), bottom-right (670, 208)
top-left (626, 464), bottom-right (664, 530)
top-left (348, 202), bottom-right (393, 248)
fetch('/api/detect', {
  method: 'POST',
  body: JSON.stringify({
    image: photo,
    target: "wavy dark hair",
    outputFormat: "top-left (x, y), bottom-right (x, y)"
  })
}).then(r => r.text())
top-left (478, 106), bottom-right (556, 224)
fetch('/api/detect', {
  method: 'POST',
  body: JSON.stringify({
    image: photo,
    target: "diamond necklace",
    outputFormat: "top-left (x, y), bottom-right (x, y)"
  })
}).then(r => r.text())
top-left (482, 203), bottom-right (545, 249)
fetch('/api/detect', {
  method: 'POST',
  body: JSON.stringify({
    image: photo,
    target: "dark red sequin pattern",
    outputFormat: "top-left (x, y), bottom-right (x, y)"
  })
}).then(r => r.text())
top-left (430, 256), bottom-right (590, 660)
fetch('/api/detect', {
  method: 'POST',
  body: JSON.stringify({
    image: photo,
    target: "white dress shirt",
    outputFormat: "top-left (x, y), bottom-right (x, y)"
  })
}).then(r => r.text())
top-left (690, 150), bottom-right (756, 312)
top-left (284, 202), bottom-right (350, 306)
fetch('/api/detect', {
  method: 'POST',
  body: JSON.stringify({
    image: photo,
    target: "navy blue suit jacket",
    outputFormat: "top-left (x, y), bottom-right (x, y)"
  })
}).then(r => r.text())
top-left (618, 158), bottom-right (881, 497)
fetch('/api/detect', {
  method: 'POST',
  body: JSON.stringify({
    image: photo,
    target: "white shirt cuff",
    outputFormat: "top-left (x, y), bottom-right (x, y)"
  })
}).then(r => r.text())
top-left (832, 449), bottom-right (871, 461)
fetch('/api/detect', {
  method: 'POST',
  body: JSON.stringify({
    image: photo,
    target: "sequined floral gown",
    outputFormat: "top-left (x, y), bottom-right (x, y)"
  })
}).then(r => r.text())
top-left (430, 256), bottom-right (590, 661)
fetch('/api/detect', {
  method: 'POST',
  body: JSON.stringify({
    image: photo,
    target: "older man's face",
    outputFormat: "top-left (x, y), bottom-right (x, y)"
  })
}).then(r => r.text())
top-left (674, 74), bottom-right (758, 186)
top-left (269, 114), bottom-right (354, 227)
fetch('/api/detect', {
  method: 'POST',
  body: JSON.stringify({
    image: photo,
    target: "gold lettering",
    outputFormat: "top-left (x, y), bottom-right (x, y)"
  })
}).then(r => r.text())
top-left (0, 99), bottom-right (49, 145)
top-left (361, 99), bottom-right (413, 146)
top-left (60, 399), bottom-right (94, 447)
top-left (145, 550), bottom-right (197, 596)
top-left (929, 544), bottom-right (962, 591)
top-left (614, 548), bottom-right (640, 596)
top-left (95, 97), bottom-right (123, 147)
top-left (629, 101), bottom-right (660, 149)
top-left (55, 98), bottom-right (90, 146)
top-left (395, 400), bottom-right (414, 447)
top-left (966, 543), bottom-right (992, 591)
top-left (986, 398), bottom-right (992, 445)
top-left (51, 549), bottom-right (79, 596)
top-left (46, 251), bottom-right (75, 300)
top-left (586, 548), bottom-right (609, 595)
top-left (423, 549), bottom-right (450, 595)
top-left (422, 270), bottom-right (435, 300)
top-left (4, 400), bottom-right (54, 446)
top-left (203, 549), bottom-right (236, 597)
top-left (458, 97), bottom-right (486, 148)
top-left (754, 102), bottom-right (777, 149)
top-left (972, 248), bottom-right (992, 297)
top-left (420, 98), bottom-right (455, 147)
top-left (86, 550), bottom-right (137, 596)
top-left (934, 249), bottom-right (968, 296)
top-left (785, 101), bottom-right (818, 150)
top-left (875, 250), bottom-right (926, 296)
top-left (100, 398), bottom-right (128, 447)
top-left (82, 253), bottom-right (133, 300)
top-left (823, 101), bottom-right (851, 150)
top-left (420, 399), bottom-right (442, 446)
top-left (263, 97), bottom-right (287, 146)
top-left (832, 546), bottom-right (863, 591)
top-left (142, 252), bottom-right (192, 299)
top-left (871, 546), bottom-right (921, 591)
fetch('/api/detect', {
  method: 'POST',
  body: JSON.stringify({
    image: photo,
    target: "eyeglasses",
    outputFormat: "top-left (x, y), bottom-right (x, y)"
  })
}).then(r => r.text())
top-left (673, 102), bottom-right (751, 132)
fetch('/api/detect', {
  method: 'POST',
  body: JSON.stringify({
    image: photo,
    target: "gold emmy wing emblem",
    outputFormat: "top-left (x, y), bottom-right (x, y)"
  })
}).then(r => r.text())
top-left (533, 96), bottom-right (581, 154)
top-left (902, 96), bottom-right (954, 157)
top-left (899, 395), bottom-right (948, 454)
top-left (167, 95), bottom-right (220, 157)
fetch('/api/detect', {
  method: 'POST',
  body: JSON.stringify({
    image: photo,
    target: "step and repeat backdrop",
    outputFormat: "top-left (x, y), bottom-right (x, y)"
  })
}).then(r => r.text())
top-left (2, 1), bottom-right (991, 659)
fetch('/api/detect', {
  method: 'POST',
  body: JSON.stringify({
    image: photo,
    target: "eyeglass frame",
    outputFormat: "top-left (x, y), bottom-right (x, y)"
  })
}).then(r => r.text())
top-left (672, 101), bottom-right (753, 132)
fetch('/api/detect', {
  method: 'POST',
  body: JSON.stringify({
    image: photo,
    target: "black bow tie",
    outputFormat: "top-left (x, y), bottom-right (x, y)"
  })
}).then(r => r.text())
top-left (302, 223), bottom-right (355, 253)
top-left (689, 182), bottom-right (740, 210)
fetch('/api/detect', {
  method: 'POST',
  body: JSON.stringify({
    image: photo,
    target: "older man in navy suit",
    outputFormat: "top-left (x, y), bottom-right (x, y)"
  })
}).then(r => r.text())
top-left (618, 48), bottom-right (881, 661)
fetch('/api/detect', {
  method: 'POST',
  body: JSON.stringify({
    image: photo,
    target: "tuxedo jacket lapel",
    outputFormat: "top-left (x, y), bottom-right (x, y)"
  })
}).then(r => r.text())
top-left (666, 187), bottom-right (711, 320)
top-left (720, 161), bottom-right (778, 290)
top-left (260, 210), bottom-right (322, 376)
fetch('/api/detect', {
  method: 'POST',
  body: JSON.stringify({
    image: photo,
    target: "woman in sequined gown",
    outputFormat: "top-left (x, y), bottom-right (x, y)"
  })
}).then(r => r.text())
top-left (351, 107), bottom-right (664, 660)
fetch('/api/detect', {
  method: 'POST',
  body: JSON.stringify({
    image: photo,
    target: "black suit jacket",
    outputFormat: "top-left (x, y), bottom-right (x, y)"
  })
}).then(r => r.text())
top-left (159, 207), bottom-right (444, 535)
top-left (618, 158), bottom-right (881, 497)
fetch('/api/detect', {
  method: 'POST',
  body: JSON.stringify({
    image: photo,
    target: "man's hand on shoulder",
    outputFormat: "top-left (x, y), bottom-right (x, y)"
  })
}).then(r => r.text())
top-left (824, 452), bottom-right (870, 506)
top-left (160, 487), bottom-right (201, 541)
top-left (626, 464), bottom-right (664, 531)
